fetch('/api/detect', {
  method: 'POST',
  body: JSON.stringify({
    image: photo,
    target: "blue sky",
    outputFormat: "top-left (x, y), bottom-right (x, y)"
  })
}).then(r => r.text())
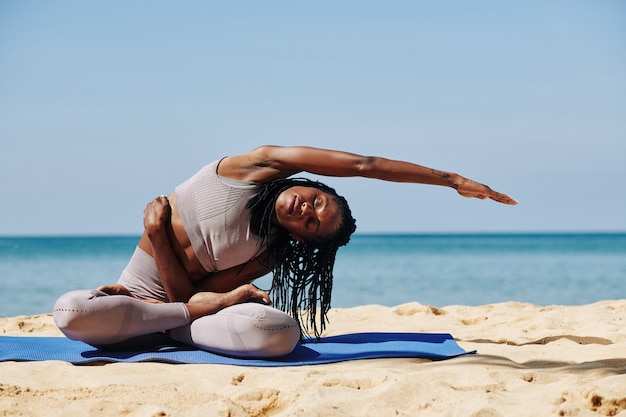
top-left (1, 1), bottom-right (624, 235)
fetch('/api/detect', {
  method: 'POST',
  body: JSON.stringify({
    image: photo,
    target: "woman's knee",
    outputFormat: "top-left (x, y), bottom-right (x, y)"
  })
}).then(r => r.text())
top-left (53, 290), bottom-right (190, 346)
top-left (52, 289), bottom-right (115, 344)
top-left (239, 303), bottom-right (301, 357)
top-left (179, 303), bottom-right (301, 358)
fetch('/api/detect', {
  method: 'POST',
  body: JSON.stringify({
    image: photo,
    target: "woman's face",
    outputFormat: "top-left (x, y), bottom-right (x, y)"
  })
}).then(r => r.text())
top-left (274, 186), bottom-right (341, 242)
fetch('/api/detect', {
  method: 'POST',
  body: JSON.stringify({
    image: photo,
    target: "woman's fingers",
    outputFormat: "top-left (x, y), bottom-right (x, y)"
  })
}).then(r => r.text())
top-left (489, 190), bottom-right (518, 205)
top-left (97, 284), bottom-right (132, 296)
top-left (457, 177), bottom-right (517, 205)
top-left (143, 195), bottom-right (172, 230)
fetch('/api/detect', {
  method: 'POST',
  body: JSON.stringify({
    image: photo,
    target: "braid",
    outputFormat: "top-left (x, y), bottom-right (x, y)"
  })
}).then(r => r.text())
top-left (248, 178), bottom-right (356, 339)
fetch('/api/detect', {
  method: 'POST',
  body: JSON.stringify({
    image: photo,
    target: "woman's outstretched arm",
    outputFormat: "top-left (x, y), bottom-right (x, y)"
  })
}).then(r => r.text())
top-left (220, 145), bottom-right (517, 205)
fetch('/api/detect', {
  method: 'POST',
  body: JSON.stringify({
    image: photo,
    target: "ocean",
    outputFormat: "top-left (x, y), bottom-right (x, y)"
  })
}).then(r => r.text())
top-left (0, 233), bottom-right (624, 318)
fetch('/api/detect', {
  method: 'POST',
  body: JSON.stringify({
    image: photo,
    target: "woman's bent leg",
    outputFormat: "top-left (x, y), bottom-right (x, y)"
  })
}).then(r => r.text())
top-left (169, 303), bottom-right (300, 358)
top-left (52, 289), bottom-right (190, 346)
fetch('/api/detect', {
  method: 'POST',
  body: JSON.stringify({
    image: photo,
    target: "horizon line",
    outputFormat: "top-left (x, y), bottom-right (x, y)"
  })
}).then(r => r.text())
top-left (1, 230), bottom-right (625, 239)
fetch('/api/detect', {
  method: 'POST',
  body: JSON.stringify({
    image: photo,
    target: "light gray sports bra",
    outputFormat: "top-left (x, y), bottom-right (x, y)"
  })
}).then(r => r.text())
top-left (174, 159), bottom-right (265, 272)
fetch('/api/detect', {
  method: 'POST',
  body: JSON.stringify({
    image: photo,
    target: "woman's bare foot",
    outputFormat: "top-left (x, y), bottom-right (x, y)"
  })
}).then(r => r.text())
top-left (185, 284), bottom-right (271, 320)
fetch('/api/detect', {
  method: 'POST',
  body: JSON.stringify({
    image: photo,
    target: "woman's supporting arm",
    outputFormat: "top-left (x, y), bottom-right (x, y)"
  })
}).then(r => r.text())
top-left (143, 196), bottom-right (273, 301)
top-left (193, 255), bottom-right (272, 293)
top-left (143, 196), bottom-right (196, 302)
top-left (143, 196), bottom-right (273, 320)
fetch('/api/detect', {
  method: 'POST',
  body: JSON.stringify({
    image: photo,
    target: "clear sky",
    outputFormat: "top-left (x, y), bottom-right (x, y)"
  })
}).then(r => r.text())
top-left (1, 1), bottom-right (624, 235)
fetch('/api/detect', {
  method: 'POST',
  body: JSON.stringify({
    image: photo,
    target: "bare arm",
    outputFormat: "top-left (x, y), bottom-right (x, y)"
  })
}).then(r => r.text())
top-left (143, 196), bottom-right (196, 302)
top-left (193, 256), bottom-right (272, 293)
top-left (143, 197), bottom-right (272, 320)
top-left (144, 196), bottom-right (272, 299)
top-left (219, 145), bottom-right (517, 205)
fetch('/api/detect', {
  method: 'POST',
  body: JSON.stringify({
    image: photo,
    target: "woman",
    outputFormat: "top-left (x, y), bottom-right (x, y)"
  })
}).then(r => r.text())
top-left (53, 145), bottom-right (516, 358)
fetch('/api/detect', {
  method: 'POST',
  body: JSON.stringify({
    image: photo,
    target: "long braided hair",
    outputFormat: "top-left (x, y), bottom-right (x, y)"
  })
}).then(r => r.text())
top-left (247, 177), bottom-right (356, 339)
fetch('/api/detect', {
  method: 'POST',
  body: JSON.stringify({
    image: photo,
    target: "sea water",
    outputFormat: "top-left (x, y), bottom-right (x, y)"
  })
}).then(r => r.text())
top-left (0, 233), bottom-right (624, 317)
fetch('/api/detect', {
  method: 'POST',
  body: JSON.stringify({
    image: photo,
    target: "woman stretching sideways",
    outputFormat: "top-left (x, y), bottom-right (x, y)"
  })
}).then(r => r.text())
top-left (53, 145), bottom-right (516, 358)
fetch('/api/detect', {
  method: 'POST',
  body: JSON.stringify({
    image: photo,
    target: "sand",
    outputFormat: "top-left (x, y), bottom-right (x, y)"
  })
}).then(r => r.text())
top-left (1, 301), bottom-right (625, 417)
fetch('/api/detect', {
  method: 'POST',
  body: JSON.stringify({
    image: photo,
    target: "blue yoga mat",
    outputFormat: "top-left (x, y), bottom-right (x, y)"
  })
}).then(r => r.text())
top-left (0, 332), bottom-right (473, 367)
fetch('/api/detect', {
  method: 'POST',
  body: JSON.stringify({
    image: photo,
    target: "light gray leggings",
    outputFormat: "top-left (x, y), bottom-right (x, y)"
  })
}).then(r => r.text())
top-left (52, 290), bottom-right (301, 358)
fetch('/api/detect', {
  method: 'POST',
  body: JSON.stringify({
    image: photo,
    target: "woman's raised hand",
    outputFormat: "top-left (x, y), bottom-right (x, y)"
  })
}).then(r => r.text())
top-left (455, 177), bottom-right (518, 205)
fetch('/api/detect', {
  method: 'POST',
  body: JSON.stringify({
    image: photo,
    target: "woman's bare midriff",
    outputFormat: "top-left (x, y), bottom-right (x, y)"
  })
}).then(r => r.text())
top-left (138, 193), bottom-right (210, 282)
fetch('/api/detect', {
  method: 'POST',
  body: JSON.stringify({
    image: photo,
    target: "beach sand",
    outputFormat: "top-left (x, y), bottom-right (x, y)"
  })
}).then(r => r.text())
top-left (1, 301), bottom-right (625, 417)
